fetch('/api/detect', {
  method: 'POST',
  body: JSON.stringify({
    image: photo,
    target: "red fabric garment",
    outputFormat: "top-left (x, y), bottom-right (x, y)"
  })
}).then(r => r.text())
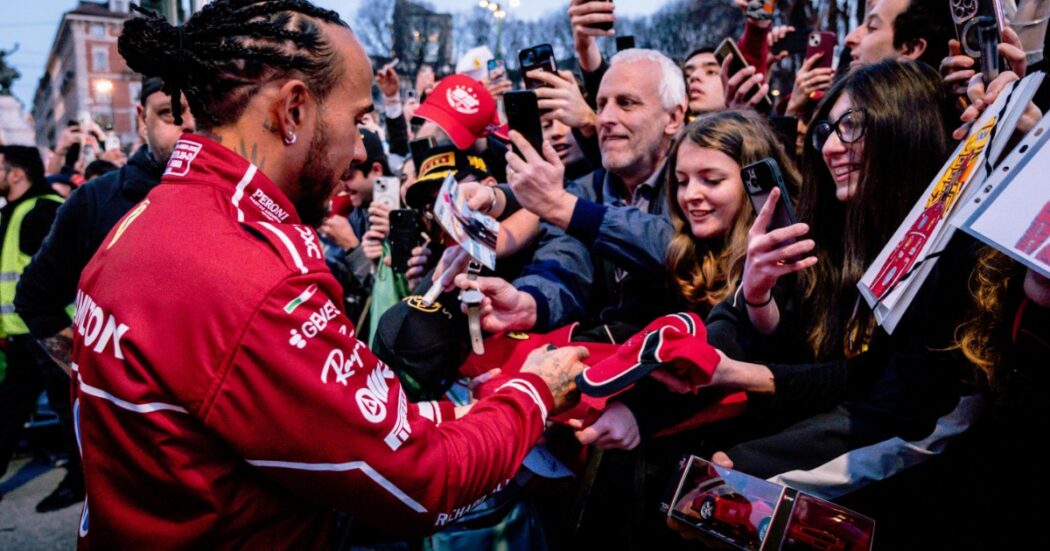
top-left (70, 134), bottom-right (554, 549)
top-left (460, 324), bottom-right (618, 423)
top-left (738, 19), bottom-right (772, 76)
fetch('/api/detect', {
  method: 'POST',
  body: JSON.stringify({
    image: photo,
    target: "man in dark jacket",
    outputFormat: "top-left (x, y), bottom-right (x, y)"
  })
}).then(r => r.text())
top-left (0, 145), bottom-right (63, 506)
top-left (12, 78), bottom-right (195, 512)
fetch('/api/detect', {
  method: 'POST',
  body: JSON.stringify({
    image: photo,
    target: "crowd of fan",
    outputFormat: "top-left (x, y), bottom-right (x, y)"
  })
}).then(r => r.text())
top-left (0, 0), bottom-right (1048, 548)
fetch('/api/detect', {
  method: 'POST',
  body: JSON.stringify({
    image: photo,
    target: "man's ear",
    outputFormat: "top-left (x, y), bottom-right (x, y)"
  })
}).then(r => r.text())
top-left (136, 105), bottom-right (147, 142)
top-left (665, 103), bottom-right (687, 137)
top-left (369, 161), bottom-right (384, 178)
top-left (482, 175), bottom-right (498, 187)
top-left (273, 80), bottom-right (311, 143)
top-left (900, 37), bottom-right (928, 61)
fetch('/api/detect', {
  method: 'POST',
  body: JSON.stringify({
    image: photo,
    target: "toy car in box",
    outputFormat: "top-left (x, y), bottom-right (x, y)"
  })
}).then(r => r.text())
top-left (664, 456), bottom-right (875, 551)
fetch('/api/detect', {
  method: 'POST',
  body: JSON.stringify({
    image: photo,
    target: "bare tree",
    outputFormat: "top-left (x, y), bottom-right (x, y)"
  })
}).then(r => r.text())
top-left (352, 0), bottom-right (395, 56)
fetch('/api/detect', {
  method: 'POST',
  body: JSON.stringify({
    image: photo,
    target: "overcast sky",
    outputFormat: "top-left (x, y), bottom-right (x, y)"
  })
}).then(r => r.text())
top-left (1, 0), bottom-right (668, 109)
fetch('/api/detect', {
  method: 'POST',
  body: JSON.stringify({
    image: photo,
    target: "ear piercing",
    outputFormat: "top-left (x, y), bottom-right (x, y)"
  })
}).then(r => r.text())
top-left (284, 132), bottom-right (298, 145)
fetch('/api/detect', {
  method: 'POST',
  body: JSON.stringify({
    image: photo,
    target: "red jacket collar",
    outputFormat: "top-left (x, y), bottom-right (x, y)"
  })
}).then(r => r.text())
top-left (163, 133), bottom-right (301, 225)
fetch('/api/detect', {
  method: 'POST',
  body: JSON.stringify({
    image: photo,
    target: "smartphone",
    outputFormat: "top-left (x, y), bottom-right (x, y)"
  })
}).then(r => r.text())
top-left (504, 90), bottom-right (544, 157)
top-left (976, 16), bottom-right (1004, 82)
top-left (388, 209), bottom-right (424, 274)
top-left (771, 29), bottom-right (811, 55)
top-left (105, 130), bottom-right (120, 153)
top-left (372, 176), bottom-right (401, 209)
top-left (714, 38), bottom-right (773, 113)
top-left (585, 0), bottom-right (614, 32)
top-left (518, 43), bottom-right (557, 90)
top-left (742, 158), bottom-right (797, 240)
top-left (616, 35), bottom-right (635, 52)
top-left (805, 31), bottom-right (837, 70)
top-left (487, 58), bottom-right (506, 81)
top-left (409, 137), bottom-right (436, 164)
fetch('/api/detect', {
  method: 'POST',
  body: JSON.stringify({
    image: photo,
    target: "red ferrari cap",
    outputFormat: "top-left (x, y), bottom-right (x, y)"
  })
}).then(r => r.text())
top-left (413, 75), bottom-right (501, 151)
top-left (575, 313), bottom-right (720, 399)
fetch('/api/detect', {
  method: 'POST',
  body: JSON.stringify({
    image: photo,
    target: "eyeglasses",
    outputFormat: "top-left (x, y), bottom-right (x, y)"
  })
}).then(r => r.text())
top-left (812, 109), bottom-right (866, 151)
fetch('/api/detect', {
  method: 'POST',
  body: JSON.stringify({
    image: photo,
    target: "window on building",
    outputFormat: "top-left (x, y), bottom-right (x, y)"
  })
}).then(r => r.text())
top-left (91, 23), bottom-right (106, 37)
top-left (92, 46), bottom-right (109, 72)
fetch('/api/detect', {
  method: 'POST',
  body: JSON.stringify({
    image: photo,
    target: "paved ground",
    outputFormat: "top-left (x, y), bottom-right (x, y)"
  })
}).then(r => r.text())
top-left (0, 458), bottom-right (78, 550)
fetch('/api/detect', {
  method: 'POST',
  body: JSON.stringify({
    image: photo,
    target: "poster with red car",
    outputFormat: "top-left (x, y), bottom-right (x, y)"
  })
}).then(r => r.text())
top-left (963, 114), bottom-right (1050, 279)
top-left (665, 456), bottom-right (875, 551)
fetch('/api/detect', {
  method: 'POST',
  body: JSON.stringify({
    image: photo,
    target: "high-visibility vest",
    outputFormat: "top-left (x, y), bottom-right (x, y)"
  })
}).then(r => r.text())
top-left (0, 194), bottom-right (64, 337)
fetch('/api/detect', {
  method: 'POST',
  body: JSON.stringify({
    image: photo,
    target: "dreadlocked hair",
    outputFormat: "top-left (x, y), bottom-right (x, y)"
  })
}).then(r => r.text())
top-left (119, 0), bottom-right (348, 129)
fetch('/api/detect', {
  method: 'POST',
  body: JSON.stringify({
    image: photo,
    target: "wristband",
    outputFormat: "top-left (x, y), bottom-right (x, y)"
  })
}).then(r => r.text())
top-left (743, 292), bottom-right (774, 308)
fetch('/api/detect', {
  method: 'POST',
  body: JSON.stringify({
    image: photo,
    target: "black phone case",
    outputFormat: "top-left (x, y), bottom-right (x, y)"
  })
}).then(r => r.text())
top-left (388, 209), bottom-right (423, 273)
top-left (742, 159), bottom-right (799, 259)
top-left (504, 91), bottom-right (544, 156)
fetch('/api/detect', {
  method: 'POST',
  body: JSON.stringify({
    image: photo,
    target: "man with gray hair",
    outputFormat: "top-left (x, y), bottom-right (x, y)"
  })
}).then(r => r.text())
top-left (455, 48), bottom-right (686, 332)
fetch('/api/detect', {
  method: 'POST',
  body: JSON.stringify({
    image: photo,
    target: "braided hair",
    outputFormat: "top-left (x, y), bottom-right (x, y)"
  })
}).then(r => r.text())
top-left (119, 0), bottom-right (348, 130)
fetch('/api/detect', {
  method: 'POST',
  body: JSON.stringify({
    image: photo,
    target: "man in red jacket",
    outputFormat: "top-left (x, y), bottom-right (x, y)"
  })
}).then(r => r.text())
top-left (70, 2), bottom-right (587, 548)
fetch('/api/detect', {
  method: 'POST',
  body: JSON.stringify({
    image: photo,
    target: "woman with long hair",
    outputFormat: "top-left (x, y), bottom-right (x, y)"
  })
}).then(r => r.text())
top-left (663, 110), bottom-right (798, 316)
top-left (680, 59), bottom-right (984, 501)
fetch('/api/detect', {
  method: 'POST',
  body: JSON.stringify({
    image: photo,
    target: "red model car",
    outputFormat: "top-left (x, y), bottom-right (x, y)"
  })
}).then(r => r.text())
top-left (785, 523), bottom-right (848, 551)
top-left (691, 478), bottom-right (774, 543)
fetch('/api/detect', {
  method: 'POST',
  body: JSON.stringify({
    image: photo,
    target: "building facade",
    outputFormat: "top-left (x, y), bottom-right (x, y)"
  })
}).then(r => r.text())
top-left (32, 1), bottom-right (137, 152)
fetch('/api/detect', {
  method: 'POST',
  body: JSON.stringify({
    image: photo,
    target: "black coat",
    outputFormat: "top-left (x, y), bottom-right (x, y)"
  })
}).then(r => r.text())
top-left (15, 145), bottom-right (163, 339)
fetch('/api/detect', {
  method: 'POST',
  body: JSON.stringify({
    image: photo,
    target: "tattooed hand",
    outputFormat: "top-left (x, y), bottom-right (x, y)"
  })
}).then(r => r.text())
top-left (520, 345), bottom-right (589, 415)
top-left (39, 327), bottom-right (75, 377)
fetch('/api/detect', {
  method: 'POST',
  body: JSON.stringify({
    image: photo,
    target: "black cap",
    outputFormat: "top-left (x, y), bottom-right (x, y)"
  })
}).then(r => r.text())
top-left (404, 144), bottom-right (490, 209)
top-left (355, 128), bottom-right (391, 176)
top-left (139, 77), bottom-right (165, 106)
top-left (0, 145), bottom-right (46, 188)
top-left (372, 291), bottom-right (471, 401)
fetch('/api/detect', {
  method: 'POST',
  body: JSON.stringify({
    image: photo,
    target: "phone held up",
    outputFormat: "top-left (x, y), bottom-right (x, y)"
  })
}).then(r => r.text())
top-left (742, 158), bottom-right (799, 256)
top-left (518, 43), bottom-right (557, 90)
top-left (503, 90), bottom-right (544, 158)
top-left (714, 38), bottom-right (774, 114)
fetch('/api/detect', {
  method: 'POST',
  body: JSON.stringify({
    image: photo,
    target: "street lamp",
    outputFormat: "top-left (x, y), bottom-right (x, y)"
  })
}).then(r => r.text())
top-left (480, 1), bottom-right (517, 58)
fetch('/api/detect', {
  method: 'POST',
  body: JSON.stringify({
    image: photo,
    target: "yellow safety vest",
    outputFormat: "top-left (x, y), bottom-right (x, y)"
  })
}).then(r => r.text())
top-left (0, 194), bottom-right (65, 337)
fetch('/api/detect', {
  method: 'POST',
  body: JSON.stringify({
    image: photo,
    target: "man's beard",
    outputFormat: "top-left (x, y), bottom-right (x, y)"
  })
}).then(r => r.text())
top-left (296, 120), bottom-right (336, 227)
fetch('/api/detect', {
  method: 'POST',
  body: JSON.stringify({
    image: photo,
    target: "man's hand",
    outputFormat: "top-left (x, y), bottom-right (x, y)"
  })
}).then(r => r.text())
top-left (39, 327), bottom-right (75, 377)
top-left (505, 130), bottom-right (576, 229)
top-left (530, 70), bottom-right (597, 130)
top-left (568, 0), bottom-right (614, 73)
top-left (721, 54), bottom-right (769, 110)
top-left (320, 215), bottom-right (360, 251)
top-left (458, 181), bottom-right (503, 216)
top-left (453, 274), bottom-right (538, 332)
top-left (520, 344), bottom-right (590, 415)
top-left (569, 402), bottom-right (640, 450)
top-left (376, 61), bottom-right (401, 99)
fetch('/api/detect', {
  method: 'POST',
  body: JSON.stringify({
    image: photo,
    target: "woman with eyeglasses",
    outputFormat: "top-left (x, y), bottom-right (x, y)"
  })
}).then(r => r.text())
top-left (677, 59), bottom-right (987, 503)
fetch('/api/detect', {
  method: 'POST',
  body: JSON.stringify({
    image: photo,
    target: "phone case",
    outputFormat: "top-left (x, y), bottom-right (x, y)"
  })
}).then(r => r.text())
top-left (805, 31), bottom-right (837, 69)
top-left (373, 176), bottom-right (401, 210)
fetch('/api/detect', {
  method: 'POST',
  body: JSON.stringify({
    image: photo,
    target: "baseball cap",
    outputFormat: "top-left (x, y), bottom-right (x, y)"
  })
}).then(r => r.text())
top-left (455, 45), bottom-right (494, 81)
top-left (404, 144), bottom-right (492, 209)
top-left (354, 128), bottom-right (391, 176)
top-left (372, 292), bottom-right (471, 401)
top-left (412, 75), bottom-right (501, 151)
top-left (575, 312), bottom-right (721, 399)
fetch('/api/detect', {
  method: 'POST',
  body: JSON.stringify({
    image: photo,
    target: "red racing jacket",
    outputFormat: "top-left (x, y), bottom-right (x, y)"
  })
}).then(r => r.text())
top-left (70, 134), bottom-right (554, 549)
